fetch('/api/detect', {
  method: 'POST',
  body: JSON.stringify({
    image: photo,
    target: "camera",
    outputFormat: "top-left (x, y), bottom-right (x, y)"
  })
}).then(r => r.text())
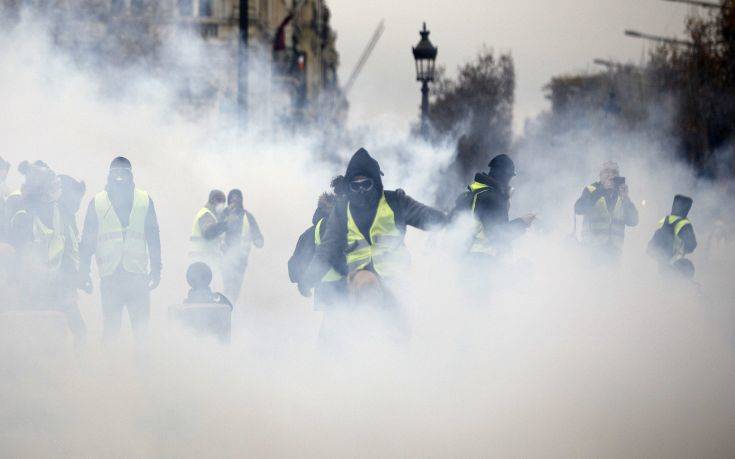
top-left (613, 176), bottom-right (626, 187)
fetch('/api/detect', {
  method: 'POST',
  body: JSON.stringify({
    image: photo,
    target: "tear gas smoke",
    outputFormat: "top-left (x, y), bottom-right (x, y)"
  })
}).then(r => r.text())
top-left (1, 12), bottom-right (735, 459)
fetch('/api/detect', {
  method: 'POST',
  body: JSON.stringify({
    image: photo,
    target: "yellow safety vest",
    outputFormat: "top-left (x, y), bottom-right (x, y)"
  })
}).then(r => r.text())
top-left (468, 181), bottom-right (499, 255)
top-left (189, 207), bottom-right (222, 262)
top-left (94, 189), bottom-right (150, 277)
top-left (581, 184), bottom-right (626, 249)
top-left (657, 215), bottom-right (692, 262)
top-left (314, 218), bottom-right (344, 282)
top-left (345, 193), bottom-right (408, 278)
top-left (12, 205), bottom-right (66, 271)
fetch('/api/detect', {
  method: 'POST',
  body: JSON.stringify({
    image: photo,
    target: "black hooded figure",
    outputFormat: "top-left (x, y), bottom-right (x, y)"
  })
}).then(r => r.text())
top-left (647, 194), bottom-right (697, 270)
top-left (301, 148), bottom-right (447, 292)
top-left (78, 156), bottom-right (162, 344)
top-left (451, 154), bottom-right (534, 257)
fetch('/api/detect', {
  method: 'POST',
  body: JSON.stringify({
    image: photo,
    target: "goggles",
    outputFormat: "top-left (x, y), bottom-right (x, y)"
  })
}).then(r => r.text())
top-left (349, 178), bottom-right (374, 192)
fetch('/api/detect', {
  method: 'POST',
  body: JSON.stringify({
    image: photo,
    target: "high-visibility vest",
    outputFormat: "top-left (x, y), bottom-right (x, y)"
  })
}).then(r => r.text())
top-left (345, 193), bottom-right (408, 278)
top-left (657, 215), bottom-right (692, 262)
top-left (94, 189), bottom-right (150, 277)
top-left (581, 184), bottom-right (626, 249)
top-left (189, 207), bottom-right (222, 262)
top-left (467, 181), bottom-right (499, 256)
top-left (12, 205), bottom-right (65, 271)
top-left (314, 218), bottom-right (344, 282)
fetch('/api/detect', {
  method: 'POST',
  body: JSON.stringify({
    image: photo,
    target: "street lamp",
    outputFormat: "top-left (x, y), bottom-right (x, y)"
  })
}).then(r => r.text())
top-left (412, 22), bottom-right (438, 139)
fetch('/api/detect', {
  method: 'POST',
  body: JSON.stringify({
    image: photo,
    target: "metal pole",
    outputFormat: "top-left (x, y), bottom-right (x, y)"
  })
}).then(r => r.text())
top-left (238, 0), bottom-right (249, 128)
top-left (420, 80), bottom-right (429, 139)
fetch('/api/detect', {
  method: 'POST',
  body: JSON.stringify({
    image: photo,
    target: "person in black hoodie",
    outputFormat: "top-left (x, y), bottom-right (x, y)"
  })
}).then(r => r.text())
top-left (78, 156), bottom-right (161, 344)
top-left (288, 176), bottom-right (346, 308)
top-left (452, 154), bottom-right (535, 259)
top-left (301, 148), bottom-right (446, 304)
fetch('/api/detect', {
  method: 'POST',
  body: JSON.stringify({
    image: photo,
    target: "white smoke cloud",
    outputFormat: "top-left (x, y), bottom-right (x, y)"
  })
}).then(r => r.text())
top-left (1, 9), bottom-right (735, 458)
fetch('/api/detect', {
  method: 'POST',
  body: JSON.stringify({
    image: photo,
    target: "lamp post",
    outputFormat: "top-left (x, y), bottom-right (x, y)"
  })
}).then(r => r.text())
top-left (412, 22), bottom-right (438, 139)
top-left (238, 0), bottom-right (249, 128)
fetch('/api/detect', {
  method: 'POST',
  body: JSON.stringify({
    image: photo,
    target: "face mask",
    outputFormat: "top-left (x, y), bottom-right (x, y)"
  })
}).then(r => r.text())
top-left (215, 203), bottom-right (226, 214)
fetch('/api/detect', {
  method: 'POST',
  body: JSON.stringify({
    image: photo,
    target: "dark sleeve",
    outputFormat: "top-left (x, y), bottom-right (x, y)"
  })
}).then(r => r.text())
top-left (623, 199), bottom-right (639, 227)
top-left (246, 211), bottom-right (264, 248)
top-left (200, 213), bottom-right (227, 239)
top-left (679, 223), bottom-right (697, 254)
top-left (395, 190), bottom-right (448, 230)
top-left (574, 187), bottom-right (599, 215)
top-left (288, 226), bottom-right (316, 284)
top-left (145, 197), bottom-right (162, 277)
top-left (78, 199), bottom-right (98, 276)
top-left (302, 203), bottom-right (347, 287)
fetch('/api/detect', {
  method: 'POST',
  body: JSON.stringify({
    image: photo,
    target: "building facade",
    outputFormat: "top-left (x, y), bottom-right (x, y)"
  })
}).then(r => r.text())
top-left (2, 0), bottom-right (342, 127)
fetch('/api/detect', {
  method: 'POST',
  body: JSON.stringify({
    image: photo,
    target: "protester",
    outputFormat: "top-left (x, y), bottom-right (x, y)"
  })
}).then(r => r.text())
top-left (221, 188), bottom-right (263, 304)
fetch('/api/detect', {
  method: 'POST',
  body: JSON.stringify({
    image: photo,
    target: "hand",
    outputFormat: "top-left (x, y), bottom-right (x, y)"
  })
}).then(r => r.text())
top-left (520, 213), bottom-right (537, 226)
top-left (298, 283), bottom-right (312, 298)
top-left (619, 183), bottom-right (629, 200)
top-left (77, 272), bottom-right (93, 294)
top-left (148, 273), bottom-right (161, 291)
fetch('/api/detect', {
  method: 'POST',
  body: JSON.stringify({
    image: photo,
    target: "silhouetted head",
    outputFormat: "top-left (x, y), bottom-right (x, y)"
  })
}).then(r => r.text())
top-left (671, 194), bottom-right (693, 218)
top-left (599, 161), bottom-right (620, 190)
top-left (58, 174), bottom-right (86, 216)
top-left (18, 160), bottom-right (58, 201)
top-left (107, 156), bottom-right (134, 191)
top-left (345, 148), bottom-right (383, 209)
top-left (227, 189), bottom-right (243, 209)
top-left (208, 189), bottom-right (226, 214)
top-left (488, 154), bottom-right (516, 186)
top-left (186, 262), bottom-right (213, 289)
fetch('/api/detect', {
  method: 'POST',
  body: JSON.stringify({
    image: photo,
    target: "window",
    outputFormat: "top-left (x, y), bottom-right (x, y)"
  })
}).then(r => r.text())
top-left (177, 0), bottom-right (193, 16)
top-left (198, 0), bottom-right (212, 17)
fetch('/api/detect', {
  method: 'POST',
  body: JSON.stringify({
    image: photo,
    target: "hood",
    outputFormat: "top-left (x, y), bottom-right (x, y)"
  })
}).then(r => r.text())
top-left (672, 194), bottom-right (693, 218)
top-left (345, 148), bottom-right (383, 189)
top-left (474, 172), bottom-right (508, 196)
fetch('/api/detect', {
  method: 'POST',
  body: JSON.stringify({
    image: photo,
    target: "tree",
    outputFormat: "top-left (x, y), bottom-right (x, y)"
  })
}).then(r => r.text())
top-left (425, 49), bottom-right (515, 207)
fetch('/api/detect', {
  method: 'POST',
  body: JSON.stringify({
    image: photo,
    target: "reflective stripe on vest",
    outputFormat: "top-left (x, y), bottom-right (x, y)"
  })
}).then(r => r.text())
top-left (94, 189), bottom-right (149, 277)
top-left (468, 181), bottom-right (497, 255)
top-left (657, 215), bottom-right (691, 262)
top-left (314, 218), bottom-right (343, 282)
top-left (189, 207), bottom-right (222, 261)
top-left (581, 185), bottom-right (626, 249)
top-left (345, 193), bottom-right (408, 278)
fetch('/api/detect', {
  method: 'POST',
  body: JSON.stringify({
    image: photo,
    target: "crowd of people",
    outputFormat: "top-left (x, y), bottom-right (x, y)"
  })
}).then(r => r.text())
top-left (0, 148), bottom-right (699, 347)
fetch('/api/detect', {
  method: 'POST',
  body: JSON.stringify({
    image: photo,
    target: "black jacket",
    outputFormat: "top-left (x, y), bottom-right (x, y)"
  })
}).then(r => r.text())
top-left (455, 172), bottom-right (528, 250)
top-left (302, 189), bottom-right (446, 287)
top-left (79, 187), bottom-right (162, 279)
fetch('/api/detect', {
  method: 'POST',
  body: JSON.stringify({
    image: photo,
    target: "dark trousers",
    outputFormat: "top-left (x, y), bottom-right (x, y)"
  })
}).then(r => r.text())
top-left (100, 272), bottom-right (150, 343)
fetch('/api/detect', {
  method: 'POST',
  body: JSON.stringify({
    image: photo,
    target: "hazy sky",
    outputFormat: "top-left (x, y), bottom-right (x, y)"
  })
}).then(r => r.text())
top-left (328, 0), bottom-right (695, 134)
